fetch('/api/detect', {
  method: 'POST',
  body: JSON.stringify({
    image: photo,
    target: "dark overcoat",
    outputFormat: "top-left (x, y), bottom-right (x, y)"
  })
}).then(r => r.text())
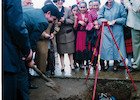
top-left (4, 0), bottom-right (31, 73)
top-left (3, 0), bottom-right (31, 99)
top-left (23, 6), bottom-right (49, 51)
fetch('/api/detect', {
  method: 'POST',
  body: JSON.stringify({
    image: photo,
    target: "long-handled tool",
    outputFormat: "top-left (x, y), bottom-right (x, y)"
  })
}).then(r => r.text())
top-left (32, 66), bottom-right (60, 93)
top-left (92, 22), bottom-right (105, 100)
top-left (106, 23), bottom-right (137, 90)
top-left (85, 25), bottom-right (102, 84)
top-left (85, 21), bottom-right (137, 100)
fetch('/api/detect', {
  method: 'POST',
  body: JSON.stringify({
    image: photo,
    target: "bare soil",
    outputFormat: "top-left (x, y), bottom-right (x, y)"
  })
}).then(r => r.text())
top-left (30, 77), bottom-right (140, 100)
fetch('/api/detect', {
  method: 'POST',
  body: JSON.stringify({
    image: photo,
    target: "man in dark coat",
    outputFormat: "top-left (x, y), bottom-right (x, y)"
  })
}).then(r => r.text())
top-left (4, 0), bottom-right (60, 99)
top-left (23, 4), bottom-right (59, 52)
top-left (16, 3), bottom-right (60, 100)
top-left (3, 0), bottom-right (34, 100)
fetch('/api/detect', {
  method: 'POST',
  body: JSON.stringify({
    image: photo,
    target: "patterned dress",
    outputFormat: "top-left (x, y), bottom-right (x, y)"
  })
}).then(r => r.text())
top-left (75, 11), bottom-right (89, 61)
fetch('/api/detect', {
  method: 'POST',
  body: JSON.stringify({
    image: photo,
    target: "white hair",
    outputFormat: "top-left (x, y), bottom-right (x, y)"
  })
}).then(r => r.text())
top-left (21, 0), bottom-right (26, 3)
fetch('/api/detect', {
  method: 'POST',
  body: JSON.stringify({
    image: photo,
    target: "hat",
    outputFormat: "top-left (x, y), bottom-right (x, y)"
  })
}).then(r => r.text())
top-left (42, 4), bottom-right (60, 19)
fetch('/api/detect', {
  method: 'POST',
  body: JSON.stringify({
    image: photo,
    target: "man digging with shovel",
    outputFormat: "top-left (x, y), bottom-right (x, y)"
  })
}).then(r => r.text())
top-left (17, 3), bottom-right (60, 100)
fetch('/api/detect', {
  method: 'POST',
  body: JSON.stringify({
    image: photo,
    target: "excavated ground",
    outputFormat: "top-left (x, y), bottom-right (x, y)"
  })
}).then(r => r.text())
top-left (30, 77), bottom-right (140, 100)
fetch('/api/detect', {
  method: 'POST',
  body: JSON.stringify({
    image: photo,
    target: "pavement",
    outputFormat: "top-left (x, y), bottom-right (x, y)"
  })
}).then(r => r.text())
top-left (30, 53), bottom-right (140, 81)
top-left (29, 53), bottom-right (140, 100)
top-left (53, 54), bottom-right (140, 81)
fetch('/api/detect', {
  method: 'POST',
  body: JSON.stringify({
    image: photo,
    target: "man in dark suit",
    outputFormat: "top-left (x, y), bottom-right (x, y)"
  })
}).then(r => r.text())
top-left (17, 3), bottom-right (60, 100)
top-left (4, 0), bottom-right (60, 100)
top-left (23, 4), bottom-right (59, 52)
top-left (21, 0), bottom-right (39, 90)
top-left (3, 0), bottom-right (34, 100)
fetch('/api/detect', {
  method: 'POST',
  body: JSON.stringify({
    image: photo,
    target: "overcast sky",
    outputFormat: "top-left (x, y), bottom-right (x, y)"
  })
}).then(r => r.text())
top-left (33, 0), bottom-right (120, 8)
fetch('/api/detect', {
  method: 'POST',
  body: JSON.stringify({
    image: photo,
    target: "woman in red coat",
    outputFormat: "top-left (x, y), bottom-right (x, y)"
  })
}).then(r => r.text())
top-left (74, 1), bottom-right (89, 68)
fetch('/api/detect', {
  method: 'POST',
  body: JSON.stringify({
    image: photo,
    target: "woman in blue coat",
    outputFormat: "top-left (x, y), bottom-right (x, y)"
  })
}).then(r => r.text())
top-left (98, 0), bottom-right (127, 71)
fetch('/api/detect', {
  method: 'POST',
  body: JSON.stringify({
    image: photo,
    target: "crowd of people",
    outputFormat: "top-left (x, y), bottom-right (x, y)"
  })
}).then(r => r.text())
top-left (38, 0), bottom-right (139, 73)
top-left (3, 0), bottom-right (140, 100)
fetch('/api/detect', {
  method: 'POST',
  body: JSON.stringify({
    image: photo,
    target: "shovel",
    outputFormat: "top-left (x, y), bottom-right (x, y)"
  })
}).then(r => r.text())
top-left (32, 66), bottom-right (60, 93)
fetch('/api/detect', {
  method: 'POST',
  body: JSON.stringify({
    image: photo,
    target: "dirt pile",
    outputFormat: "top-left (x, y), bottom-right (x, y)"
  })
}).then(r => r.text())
top-left (30, 78), bottom-right (140, 100)
top-left (96, 81), bottom-right (131, 100)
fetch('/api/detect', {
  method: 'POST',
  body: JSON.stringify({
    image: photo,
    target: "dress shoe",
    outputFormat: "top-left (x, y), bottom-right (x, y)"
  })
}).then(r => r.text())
top-left (104, 65), bottom-right (109, 71)
top-left (80, 65), bottom-right (85, 70)
top-left (94, 66), bottom-right (97, 70)
top-left (61, 69), bottom-right (64, 72)
top-left (71, 68), bottom-right (75, 71)
top-left (70, 65), bottom-right (75, 70)
top-left (74, 64), bottom-right (78, 68)
top-left (29, 84), bottom-right (39, 89)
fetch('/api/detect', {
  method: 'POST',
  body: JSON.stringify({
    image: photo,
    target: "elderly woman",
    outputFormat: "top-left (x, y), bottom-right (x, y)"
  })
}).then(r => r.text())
top-left (56, 0), bottom-right (75, 71)
top-left (98, 0), bottom-right (127, 71)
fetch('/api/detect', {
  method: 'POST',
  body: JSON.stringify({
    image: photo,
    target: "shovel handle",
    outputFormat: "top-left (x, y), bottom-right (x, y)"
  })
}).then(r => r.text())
top-left (32, 66), bottom-right (53, 82)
